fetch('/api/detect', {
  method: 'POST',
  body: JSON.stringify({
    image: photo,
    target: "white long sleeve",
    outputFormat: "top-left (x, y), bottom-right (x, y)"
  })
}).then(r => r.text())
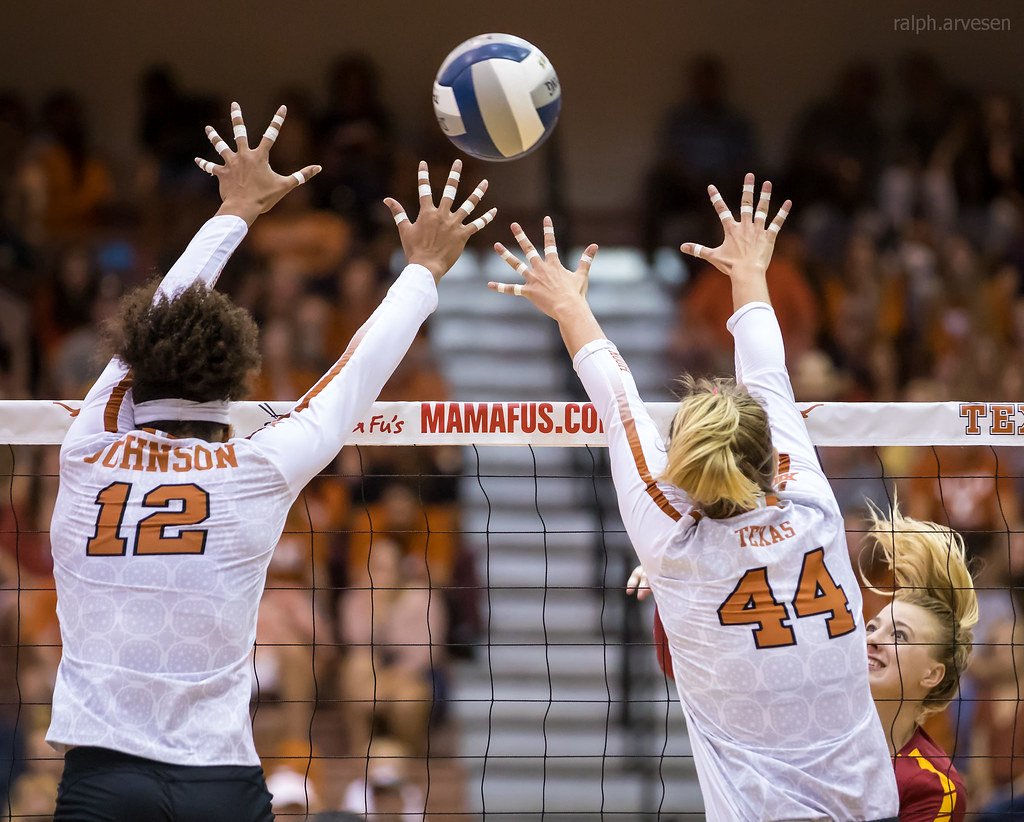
top-left (248, 264), bottom-right (438, 497)
top-left (728, 301), bottom-right (837, 508)
top-left (573, 339), bottom-right (691, 576)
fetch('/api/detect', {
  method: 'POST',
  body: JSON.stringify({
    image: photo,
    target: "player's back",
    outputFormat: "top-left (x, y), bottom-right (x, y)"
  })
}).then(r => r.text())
top-left (652, 492), bottom-right (893, 820)
top-left (48, 427), bottom-right (292, 766)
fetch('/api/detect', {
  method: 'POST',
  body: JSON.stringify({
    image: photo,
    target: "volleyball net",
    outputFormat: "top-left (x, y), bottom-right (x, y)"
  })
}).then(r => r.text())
top-left (1, 399), bottom-right (1022, 819)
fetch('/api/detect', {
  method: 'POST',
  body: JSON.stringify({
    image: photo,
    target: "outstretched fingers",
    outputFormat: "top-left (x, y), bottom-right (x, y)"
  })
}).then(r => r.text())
top-left (468, 207), bottom-right (498, 233)
top-left (438, 159), bottom-right (462, 210)
top-left (543, 216), bottom-right (558, 260)
top-left (707, 184), bottom-right (734, 226)
top-left (259, 105), bottom-right (287, 152)
top-left (511, 222), bottom-right (541, 263)
top-left (577, 244), bottom-right (599, 275)
top-left (768, 199), bottom-right (792, 237)
top-left (417, 161), bottom-right (433, 208)
top-left (495, 242), bottom-right (530, 278)
top-left (739, 172), bottom-right (756, 224)
top-left (206, 126), bottom-right (231, 158)
top-left (457, 179), bottom-right (488, 218)
top-left (576, 243), bottom-right (598, 298)
top-left (287, 164), bottom-right (322, 189)
top-left (194, 157), bottom-right (219, 176)
top-left (383, 197), bottom-right (409, 230)
top-left (755, 180), bottom-right (772, 224)
top-left (490, 242), bottom-right (529, 297)
top-left (680, 242), bottom-right (708, 260)
top-left (230, 102), bottom-right (249, 150)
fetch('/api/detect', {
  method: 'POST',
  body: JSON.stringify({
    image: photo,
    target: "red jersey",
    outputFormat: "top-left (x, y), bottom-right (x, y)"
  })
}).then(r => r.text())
top-left (894, 727), bottom-right (966, 822)
top-left (651, 610), bottom-right (966, 821)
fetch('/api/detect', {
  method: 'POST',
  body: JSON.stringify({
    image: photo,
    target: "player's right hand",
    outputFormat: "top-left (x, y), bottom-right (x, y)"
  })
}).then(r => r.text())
top-left (197, 102), bottom-right (322, 226)
top-left (384, 160), bottom-right (497, 283)
top-left (626, 564), bottom-right (652, 601)
top-left (679, 173), bottom-right (791, 278)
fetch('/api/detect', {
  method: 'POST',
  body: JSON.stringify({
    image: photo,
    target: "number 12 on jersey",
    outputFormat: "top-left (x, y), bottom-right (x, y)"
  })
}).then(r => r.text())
top-left (86, 481), bottom-right (211, 557)
top-left (717, 548), bottom-right (856, 649)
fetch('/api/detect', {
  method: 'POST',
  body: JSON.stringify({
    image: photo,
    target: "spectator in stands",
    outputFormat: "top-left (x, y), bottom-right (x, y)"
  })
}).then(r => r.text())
top-left (969, 617), bottom-right (1024, 813)
top-left (670, 234), bottom-right (818, 376)
top-left (642, 55), bottom-right (757, 257)
top-left (878, 54), bottom-right (961, 234)
top-left (785, 63), bottom-right (883, 214)
top-left (17, 91), bottom-right (113, 245)
top-left (818, 231), bottom-right (905, 398)
top-left (267, 766), bottom-right (322, 817)
top-left (137, 66), bottom-right (218, 191)
top-left (340, 534), bottom-right (446, 758)
top-left (340, 736), bottom-right (425, 818)
top-left (0, 286), bottom-right (30, 399)
top-left (0, 91), bottom-right (30, 225)
top-left (254, 482), bottom-right (345, 752)
top-left (314, 54), bottom-right (395, 240)
top-left (0, 547), bottom-right (24, 815)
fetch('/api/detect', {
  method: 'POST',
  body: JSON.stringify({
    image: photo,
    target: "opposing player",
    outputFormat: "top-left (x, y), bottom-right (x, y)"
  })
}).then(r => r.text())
top-left (864, 505), bottom-right (976, 820)
top-left (629, 501), bottom-right (977, 820)
top-left (48, 102), bottom-right (494, 820)
top-left (491, 175), bottom-right (898, 820)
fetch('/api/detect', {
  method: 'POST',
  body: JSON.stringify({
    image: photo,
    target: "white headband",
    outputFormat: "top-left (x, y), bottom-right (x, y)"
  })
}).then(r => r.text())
top-left (134, 399), bottom-right (231, 425)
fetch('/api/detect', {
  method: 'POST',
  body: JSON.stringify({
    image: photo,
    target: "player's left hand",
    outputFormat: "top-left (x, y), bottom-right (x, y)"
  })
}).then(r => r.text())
top-left (679, 173), bottom-right (791, 278)
top-left (197, 102), bottom-right (322, 225)
top-left (489, 217), bottom-right (599, 319)
top-left (626, 565), bottom-right (652, 601)
top-left (383, 159), bottom-right (497, 283)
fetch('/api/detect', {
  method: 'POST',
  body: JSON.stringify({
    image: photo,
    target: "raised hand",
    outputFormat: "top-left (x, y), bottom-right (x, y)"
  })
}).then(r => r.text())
top-left (626, 565), bottom-right (652, 601)
top-left (680, 173), bottom-right (791, 278)
top-left (489, 216), bottom-right (599, 320)
top-left (384, 160), bottom-right (496, 283)
top-left (196, 102), bottom-right (322, 225)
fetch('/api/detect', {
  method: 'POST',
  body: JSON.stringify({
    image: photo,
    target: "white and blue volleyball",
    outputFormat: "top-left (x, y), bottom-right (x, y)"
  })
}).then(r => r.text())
top-left (433, 34), bottom-right (561, 162)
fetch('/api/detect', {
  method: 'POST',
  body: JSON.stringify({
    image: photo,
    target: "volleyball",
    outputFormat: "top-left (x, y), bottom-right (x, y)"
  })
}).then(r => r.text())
top-left (432, 33), bottom-right (561, 162)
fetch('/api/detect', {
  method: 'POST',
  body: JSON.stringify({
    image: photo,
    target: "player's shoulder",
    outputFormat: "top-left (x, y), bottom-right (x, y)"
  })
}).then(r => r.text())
top-left (60, 428), bottom-right (284, 486)
top-left (777, 487), bottom-right (843, 523)
top-left (59, 431), bottom-right (120, 469)
top-left (896, 727), bottom-right (965, 818)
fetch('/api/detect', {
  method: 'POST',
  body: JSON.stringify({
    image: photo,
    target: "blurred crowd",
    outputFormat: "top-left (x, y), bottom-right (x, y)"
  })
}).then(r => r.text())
top-left (0, 49), bottom-right (1023, 816)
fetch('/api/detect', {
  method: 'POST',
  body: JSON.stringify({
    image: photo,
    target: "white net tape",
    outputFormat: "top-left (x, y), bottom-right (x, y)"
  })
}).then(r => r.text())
top-left (0, 400), bottom-right (1018, 447)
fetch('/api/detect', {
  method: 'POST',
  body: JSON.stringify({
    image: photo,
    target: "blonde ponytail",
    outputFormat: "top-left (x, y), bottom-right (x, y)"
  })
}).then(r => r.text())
top-left (864, 500), bottom-right (978, 717)
top-left (661, 377), bottom-right (774, 519)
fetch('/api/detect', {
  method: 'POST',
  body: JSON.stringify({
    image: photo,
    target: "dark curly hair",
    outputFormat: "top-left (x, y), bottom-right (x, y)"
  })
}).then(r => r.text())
top-left (104, 280), bottom-right (261, 405)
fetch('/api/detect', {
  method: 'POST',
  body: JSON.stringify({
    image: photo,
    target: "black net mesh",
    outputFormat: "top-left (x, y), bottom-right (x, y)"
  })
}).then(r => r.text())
top-left (0, 438), bottom-right (1020, 819)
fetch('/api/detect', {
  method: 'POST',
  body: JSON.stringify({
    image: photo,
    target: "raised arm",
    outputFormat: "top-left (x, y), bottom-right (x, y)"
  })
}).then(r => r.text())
top-left (681, 174), bottom-right (835, 507)
top-left (62, 103), bottom-right (321, 454)
top-left (489, 219), bottom-right (688, 574)
top-left (249, 160), bottom-right (497, 496)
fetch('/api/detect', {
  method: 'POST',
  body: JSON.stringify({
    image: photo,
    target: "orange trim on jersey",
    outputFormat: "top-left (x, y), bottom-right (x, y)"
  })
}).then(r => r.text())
top-left (775, 453), bottom-right (791, 490)
top-left (611, 382), bottom-right (683, 522)
top-left (103, 376), bottom-right (134, 433)
top-left (903, 747), bottom-right (957, 821)
top-left (292, 326), bottom-right (369, 415)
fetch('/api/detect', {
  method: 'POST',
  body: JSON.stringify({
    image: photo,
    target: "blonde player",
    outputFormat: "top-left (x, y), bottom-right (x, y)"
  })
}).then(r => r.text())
top-left (864, 505), bottom-right (976, 820)
top-left (491, 175), bottom-right (898, 820)
top-left (629, 502), bottom-right (978, 820)
top-left (48, 102), bottom-right (494, 820)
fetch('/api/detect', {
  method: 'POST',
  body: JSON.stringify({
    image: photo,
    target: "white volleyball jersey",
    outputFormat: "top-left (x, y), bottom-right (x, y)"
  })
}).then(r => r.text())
top-left (574, 302), bottom-right (898, 822)
top-left (47, 216), bottom-right (438, 766)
